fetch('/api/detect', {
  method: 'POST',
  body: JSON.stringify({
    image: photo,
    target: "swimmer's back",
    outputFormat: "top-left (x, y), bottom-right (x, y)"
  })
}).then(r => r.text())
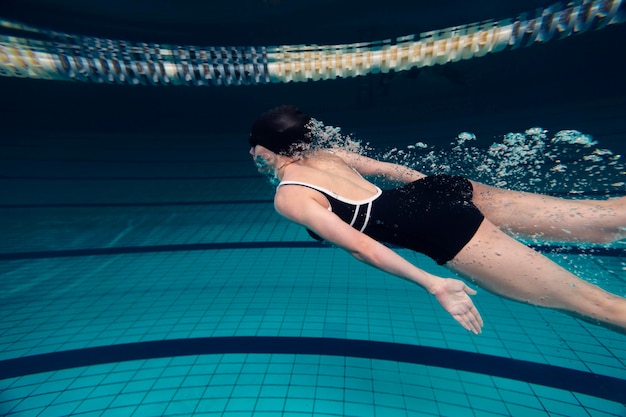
top-left (280, 150), bottom-right (379, 201)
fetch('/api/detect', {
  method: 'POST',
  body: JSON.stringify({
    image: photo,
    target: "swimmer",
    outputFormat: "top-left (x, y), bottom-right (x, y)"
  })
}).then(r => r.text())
top-left (248, 105), bottom-right (626, 335)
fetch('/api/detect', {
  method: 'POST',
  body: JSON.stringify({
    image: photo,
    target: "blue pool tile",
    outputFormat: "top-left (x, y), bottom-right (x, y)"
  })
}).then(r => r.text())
top-left (231, 384), bottom-right (262, 399)
top-left (375, 404), bottom-right (409, 416)
top-left (374, 392), bottom-right (406, 409)
top-left (404, 396), bottom-right (439, 415)
top-left (109, 392), bottom-right (148, 408)
top-left (315, 386), bottom-right (344, 401)
top-left (541, 398), bottom-right (592, 417)
top-left (101, 371), bottom-right (138, 385)
top-left (89, 383), bottom-right (126, 399)
top-left (284, 397), bottom-right (315, 413)
top-left (8, 393), bottom-right (59, 415)
top-left (164, 399), bottom-right (201, 416)
top-left (2, 191), bottom-right (626, 417)
top-left (287, 385), bottom-right (317, 399)
top-left (505, 402), bottom-right (551, 416)
top-left (36, 403), bottom-right (81, 417)
top-left (344, 388), bottom-right (374, 404)
top-left (100, 405), bottom-right (138, 417)
top-left (52, 387), bottom-right (95, 406)
top-left (343, 401), bottom-right (376, 417)
top-left (152, 376), bottom-right (186, 390)
top-left (500, 388), bottom-right (545, 410)
top-left (574, 393), bottom-right (626, 416)
top-left (140, 389), bottom-right (170, 405)
top-left (73, 396), bottom-right (115, 414)
top-left (122, 379), bottom-right (156, 393)
top-left (262, 373), bottom-right (291, 385)
top-left (204, 384), bottom-right (234, 398)
top-left (195, 397), bottom-right (229, 413)
top-left (469, 396), bottom-right (509, 415)
top-left (472, 410), bottom-right (511, 417)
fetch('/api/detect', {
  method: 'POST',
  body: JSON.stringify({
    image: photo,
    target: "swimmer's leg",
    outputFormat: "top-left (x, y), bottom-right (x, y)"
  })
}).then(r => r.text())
top-left (470, 181), bottom-right (626, 243)
top-left (448, 219), bottom-right (626, 334)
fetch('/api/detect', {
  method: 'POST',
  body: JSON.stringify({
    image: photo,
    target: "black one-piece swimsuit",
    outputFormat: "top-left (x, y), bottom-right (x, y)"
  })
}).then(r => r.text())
top-left (278, 174), bottom-right (485, 265)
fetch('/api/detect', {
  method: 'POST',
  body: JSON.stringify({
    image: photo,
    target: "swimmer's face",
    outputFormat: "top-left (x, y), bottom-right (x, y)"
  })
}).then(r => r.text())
top-left (250, 145), bottom-right (276, 175)
top-left (250, 145), bottom-right (281, 186)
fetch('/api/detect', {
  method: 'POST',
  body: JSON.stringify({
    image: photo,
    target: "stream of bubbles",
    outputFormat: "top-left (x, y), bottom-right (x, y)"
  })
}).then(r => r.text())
top-left (308, 120), bottom-right (626, 286)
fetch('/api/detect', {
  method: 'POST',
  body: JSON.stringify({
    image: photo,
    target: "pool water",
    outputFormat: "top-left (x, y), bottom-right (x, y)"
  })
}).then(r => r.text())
top-left (0, 129), bottom-right (625, 416)
top-left (1, 0), bottom-right (626, 415)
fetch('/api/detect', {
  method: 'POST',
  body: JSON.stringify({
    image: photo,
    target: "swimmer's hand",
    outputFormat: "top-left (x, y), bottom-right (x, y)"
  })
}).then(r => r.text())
top-left (431, 279), bottom-right (483, 334)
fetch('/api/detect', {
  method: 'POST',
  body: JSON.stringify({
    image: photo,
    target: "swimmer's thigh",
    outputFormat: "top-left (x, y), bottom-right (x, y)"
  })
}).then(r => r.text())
top-left (446, 219), bottom-right (616, 317)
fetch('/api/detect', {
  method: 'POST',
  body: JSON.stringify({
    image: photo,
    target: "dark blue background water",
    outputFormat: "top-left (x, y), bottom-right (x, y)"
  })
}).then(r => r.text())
top-left (1, 0), bottom-right (626, 152)
top-left (0, 5), bottom-right (625, 416)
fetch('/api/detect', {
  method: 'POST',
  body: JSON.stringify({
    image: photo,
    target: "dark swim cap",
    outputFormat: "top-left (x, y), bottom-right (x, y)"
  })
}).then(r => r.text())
top-left (249, 105), bottom-right (312, 155)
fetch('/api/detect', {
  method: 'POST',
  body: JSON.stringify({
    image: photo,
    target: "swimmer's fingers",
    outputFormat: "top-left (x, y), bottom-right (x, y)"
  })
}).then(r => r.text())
top-left (433, 279), bottom-right (483, 335)
top-left (454, 304), bottom-right (483, 335)
top-left (462, 285), bottom-right (483, 334)
top-left (464, 286), bottom-right (477, 296)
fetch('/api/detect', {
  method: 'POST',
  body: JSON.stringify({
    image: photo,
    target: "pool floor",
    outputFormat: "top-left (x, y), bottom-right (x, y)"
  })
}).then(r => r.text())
top-left (0, 132), bottom-right (625, 416)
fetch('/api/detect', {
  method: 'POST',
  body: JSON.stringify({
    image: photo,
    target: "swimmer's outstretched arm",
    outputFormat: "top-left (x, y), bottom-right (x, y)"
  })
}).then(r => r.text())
top-left (329, 149), bottom-right (426, 183)
top-left (275, 185), bottom-right (484, 334)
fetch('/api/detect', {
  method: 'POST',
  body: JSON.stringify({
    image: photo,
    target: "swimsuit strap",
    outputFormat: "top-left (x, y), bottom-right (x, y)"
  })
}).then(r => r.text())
top-left (277, 180), bottom-right (381, 232)
top-left (277, 180), bottom-right (382, 205)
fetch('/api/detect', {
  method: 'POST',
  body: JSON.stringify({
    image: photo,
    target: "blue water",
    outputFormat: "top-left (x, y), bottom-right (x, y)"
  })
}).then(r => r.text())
top-left (1, 126), bottom-right (625, 416)
top-left (1, 1), bottom-right (626, 416)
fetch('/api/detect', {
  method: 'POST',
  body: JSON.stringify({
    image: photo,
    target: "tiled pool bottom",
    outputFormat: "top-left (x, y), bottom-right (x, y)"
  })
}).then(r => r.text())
top-left (3, 353), bottom-right (623, 417)
top-left (1, 248), bottom-right (625, 416)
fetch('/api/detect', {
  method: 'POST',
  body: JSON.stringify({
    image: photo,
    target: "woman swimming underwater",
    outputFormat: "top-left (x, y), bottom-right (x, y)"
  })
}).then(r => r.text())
top-left (249, 105), bottom-right (626, 335)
